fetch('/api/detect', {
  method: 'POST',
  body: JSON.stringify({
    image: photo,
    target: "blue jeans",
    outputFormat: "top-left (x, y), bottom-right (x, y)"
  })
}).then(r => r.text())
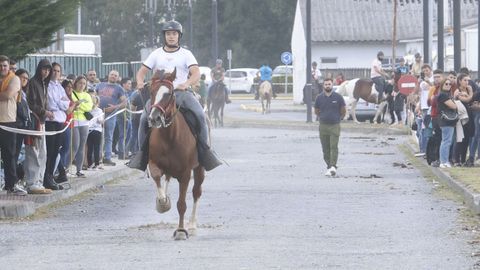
top-left (468, 112), bottom-right (480, 161)
top-left (103, 115), bottom-right (117, 160)
top-left (416, 109), bottom-right (430, 153)
top-left (440, 126), bottom-right (455, 164)
top-left (59, 127), bottom-right (71, 169)
top-left (116, 112), bottom-right (131, 156)
top-left (128, 115), bottom-right (139, 154)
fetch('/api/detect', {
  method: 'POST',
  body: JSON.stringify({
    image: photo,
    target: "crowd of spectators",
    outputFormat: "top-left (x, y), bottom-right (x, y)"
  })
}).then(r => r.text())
top-left (411, 54), bottom-right (480, 169)
top-left (0, 56), bottom-right (139, 196)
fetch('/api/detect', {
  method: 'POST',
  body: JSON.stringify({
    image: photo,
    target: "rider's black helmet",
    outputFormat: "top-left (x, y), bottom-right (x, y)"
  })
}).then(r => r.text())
top-left (162, 20), bottom-right (183, 38)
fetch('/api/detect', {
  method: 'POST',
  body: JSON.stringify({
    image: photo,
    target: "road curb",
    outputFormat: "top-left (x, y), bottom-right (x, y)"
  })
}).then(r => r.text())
top-left (223, 117), bottom-right (409, 135)
top-left (405, 142), bottom-right (480, 214)
top-left (0, 165), bottom-right (138, 219)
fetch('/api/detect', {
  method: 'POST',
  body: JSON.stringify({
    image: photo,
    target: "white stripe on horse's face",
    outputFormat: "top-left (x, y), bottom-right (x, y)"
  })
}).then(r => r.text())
top-left (149, 85), bottom-right (170, 127)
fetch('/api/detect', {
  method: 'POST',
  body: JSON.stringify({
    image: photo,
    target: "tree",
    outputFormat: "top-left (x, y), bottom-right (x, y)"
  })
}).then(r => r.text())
top-left (78, 0), bottom-right (296, 67)
top-left (187, 0), bottom-right (296, 68)
top-left (0, 0), bottom-right (78, 60)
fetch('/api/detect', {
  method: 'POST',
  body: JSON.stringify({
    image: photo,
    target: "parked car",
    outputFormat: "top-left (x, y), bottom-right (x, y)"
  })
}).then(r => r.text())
top-left (198, 66), bottom-right (212, 88)
top-left (272, 65), bottom-right (293, 77)
top-left (224, 68), bottom-right (258, 93)
top-left (272, 65), bottom-right (293, 93)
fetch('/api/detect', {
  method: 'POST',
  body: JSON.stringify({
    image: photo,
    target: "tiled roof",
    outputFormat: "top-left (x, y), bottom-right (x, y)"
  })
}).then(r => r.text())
top-left (299, 0), bottom-right (479, 42)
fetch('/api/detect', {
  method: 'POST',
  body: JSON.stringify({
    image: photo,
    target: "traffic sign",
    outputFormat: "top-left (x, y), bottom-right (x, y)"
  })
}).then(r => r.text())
top-left (397, 75), bottom-right (417, 96)
top-left (281, 52), bottom-right (292, 65)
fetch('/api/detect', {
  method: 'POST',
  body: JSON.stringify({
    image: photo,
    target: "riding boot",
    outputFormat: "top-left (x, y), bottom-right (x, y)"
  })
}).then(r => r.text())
top-left (197, 143), bottom-right (222, 171)
top-left (128, 130), bottom-right (150, 171)
top-left (254, 90), bottom-right (259, 100)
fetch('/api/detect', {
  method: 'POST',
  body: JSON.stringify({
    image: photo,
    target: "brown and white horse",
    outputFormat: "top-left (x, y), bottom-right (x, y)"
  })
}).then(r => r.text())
top-left (147, 69), bottom-right (205, 240)
top-left (336, 78), bottom-right (390, 123)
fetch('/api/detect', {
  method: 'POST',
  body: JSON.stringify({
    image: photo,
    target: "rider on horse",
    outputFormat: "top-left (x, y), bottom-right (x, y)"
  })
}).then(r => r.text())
top-left (130, 20), bottom-right (222, 171)
top-left (255, 64), bottom-right (276, 100)
top-left (209, 59), bottom-right (231, 104)
top-left (371, 51), bottom-right (389, 103)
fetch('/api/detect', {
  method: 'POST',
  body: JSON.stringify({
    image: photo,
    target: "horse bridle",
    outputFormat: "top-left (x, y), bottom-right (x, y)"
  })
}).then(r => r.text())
top-left (151, 79), bottom-right (179, 127)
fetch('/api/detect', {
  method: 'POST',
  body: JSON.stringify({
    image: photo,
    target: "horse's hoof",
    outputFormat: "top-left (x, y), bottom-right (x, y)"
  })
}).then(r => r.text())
top-left (156, 196), bottom-right (171, 213)
top-left (173, 229), bottom-right (189, 240)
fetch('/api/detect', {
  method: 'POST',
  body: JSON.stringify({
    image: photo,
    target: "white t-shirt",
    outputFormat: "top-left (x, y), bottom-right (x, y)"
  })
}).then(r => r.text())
top-left (370, 58), bottom-right (382, 78)
top-left (143, 47), bottom-right (198, 88)
top-left (419, 76), bottom-right (434, 110)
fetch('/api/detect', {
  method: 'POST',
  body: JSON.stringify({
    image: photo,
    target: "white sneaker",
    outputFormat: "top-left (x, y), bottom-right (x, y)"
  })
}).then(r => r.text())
top-left (324, 168), bottom-right (332, 176)
top-left (414, 152), bottom-right (426, 157)
top-left (439, 163), bottom-right (452, 169)
top-left (7, 184), bottom-right (27, 196)
top-left (27, 184), bottom-right (52, 195)
top-left (330, 166), bottom-right (337, 176)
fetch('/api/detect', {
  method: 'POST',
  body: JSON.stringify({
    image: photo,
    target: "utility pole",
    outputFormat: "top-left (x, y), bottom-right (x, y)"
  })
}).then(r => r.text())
top-left (423, 0), bottom-right (431, 65)
top-left (306, 0), bottom-right (312, 123)
top-left (437, 0), bottom-right (444, 70)
top-left (188, 0), bottom-right (193, 50)
top-left (453, 0), bottom-right (461, 72)
top-left (212, 0), bottom-right (218, 64)
top-left (392, 0), bottom-right (397, 71)
top-left (77, 3), bottom-right (81, 34)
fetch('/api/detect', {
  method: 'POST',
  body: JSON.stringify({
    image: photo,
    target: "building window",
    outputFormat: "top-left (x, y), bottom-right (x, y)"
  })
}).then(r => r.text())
top-left (321, 57), bottom-right (337, 64)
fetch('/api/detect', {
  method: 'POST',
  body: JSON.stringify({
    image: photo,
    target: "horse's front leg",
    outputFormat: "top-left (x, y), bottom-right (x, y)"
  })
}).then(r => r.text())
top-left (351, 100), bottom-right (360, 124)
top-left (220, 104), bottom-right (224, 127)
top-left (148, 162), bottom-right (171, 213)
top-left (374, 101), bottom-right (387, 124)
top-left (174, 173), bottom-right (191, 240)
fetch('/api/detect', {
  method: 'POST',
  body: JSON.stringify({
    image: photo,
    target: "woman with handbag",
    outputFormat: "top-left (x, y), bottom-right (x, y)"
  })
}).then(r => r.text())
top-left (71, 76), bottom-right (93, 178)
top-left (453, 73), bottom-right (474, 166)
top-left (438, 78), bottom-right (458, 168)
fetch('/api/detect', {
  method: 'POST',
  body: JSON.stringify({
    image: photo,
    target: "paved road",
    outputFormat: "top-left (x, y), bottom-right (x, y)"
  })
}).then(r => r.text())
top-left (1, 122), bottom-right (479, 269)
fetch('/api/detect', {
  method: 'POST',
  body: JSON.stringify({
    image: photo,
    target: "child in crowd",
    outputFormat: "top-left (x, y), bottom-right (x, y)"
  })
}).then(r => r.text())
top-left (87, 96), bottom-right (104, 169)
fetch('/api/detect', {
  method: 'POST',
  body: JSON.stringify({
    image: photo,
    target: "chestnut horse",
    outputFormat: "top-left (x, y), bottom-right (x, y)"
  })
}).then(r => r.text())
top-left (207, 82), bottom-right (225, 127)
top-left (147, 69), bottom-right (205, 240)
top-left (258, 81), bottom-right (272, 114)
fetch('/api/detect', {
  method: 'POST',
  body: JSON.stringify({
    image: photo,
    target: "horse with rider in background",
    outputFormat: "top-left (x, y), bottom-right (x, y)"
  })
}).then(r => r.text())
top-left (207, 81), bottom-right (226, 127)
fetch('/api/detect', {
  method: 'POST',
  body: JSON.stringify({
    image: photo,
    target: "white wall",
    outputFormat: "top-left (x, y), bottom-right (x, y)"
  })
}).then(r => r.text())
top-left (465, 29), bottom-right (478, 72)
top-left (291, 0), bottom-right (306, 104)
top-left (312, 43), bottom-right (406, 69)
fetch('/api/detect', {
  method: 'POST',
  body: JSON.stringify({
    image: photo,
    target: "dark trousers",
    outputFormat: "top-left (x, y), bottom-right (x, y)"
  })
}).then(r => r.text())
top-left (0, 122), bottom-right (18, 190)
top-left (454, 137), bottom-right (469, 164)
top-left (372, 76), bottom-right (385, 100)
top-left (45, 121), bottom-right (65, 178)
top-left (87, 130), bottom-right (102, 166)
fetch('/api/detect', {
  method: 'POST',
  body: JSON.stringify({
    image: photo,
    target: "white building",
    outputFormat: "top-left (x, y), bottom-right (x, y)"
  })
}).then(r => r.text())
top-left (292, 0), bottom-right (479, 104)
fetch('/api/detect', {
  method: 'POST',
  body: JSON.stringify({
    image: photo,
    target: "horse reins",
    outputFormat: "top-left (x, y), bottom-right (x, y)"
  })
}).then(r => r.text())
top-left (151, 79), bottom-right (180, 127)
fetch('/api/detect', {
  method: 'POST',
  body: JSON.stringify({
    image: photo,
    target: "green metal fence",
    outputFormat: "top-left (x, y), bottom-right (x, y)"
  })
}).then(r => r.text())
top-left (17, 55), bottom-right (151, 82)
top-left (17, 54), bottom-right (102, 77)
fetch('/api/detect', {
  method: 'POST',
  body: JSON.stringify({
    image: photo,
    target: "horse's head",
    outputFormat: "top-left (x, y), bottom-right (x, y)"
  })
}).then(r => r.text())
top-left (149, 68), bottom-right (177, 128)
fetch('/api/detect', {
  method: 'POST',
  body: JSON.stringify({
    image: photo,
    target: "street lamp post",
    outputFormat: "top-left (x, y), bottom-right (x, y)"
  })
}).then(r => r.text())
top-left (212, 0), bottom-right (218, 64)
top-left (305, 0), bottom-right (312, 123)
